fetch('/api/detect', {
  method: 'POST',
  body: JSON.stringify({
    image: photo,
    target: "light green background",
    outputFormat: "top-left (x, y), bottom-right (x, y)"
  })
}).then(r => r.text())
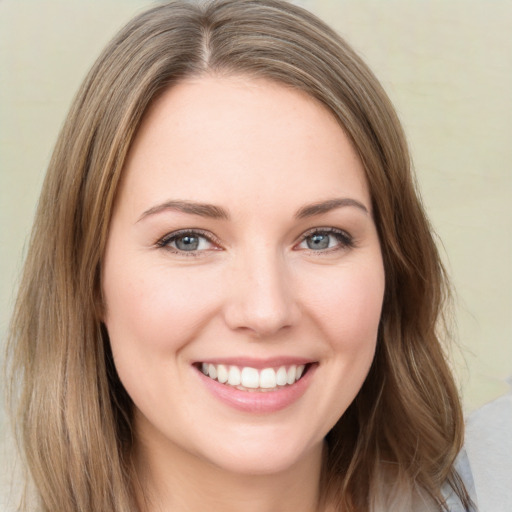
top-left (1, 1), bottom-right (511, 506)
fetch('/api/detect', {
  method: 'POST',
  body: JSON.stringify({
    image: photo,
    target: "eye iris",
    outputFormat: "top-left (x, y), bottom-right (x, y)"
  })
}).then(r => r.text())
top-left (175, 235), bottom-right (199, 251)
top-left (307, 233), bottom-right (330, 250)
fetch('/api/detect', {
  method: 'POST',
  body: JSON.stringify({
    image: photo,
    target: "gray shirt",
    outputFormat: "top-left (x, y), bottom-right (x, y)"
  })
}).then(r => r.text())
top-left (444, 392), bottom-right (512, 511)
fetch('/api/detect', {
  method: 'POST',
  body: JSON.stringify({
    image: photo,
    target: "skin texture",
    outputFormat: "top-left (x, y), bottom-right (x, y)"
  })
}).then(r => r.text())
top-left (102, 76), bottom-right (385, 512)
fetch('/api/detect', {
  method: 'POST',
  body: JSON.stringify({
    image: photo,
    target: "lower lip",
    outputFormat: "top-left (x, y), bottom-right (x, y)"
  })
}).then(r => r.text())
top-left (195, 364), bottom-right (316, 413)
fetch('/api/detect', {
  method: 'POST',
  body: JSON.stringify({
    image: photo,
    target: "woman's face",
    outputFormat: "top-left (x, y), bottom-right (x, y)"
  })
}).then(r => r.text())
top-left (102, 76), bottom-right (385, 476)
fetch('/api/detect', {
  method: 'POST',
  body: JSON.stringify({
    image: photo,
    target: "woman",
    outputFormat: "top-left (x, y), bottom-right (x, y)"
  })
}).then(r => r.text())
top-left (6, 0), bottom-right (475, 510)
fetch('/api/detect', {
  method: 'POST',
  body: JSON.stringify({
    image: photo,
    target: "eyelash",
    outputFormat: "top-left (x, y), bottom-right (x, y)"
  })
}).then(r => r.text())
top-left (296, 227), bottom-right (355, 253)
top-left (156, 227), bottom-right (355, 256)
top-left (156, 229), bottom-right (221, 257)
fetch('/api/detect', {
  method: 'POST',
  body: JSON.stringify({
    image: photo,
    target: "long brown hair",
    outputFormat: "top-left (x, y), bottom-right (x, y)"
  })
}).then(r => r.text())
top-left (6, 1), bottom-right (469, 510)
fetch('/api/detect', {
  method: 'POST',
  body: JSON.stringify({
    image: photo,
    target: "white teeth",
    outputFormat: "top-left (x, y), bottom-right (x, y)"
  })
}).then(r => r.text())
top-left (276, 366), bottom-right (288, 386)
top-left (286, 366), bottom-right (296, 385)
top-left (201, 363), bottom-right (308, 390)
top-left (241, 367), bottom-right (259, 388)
top-left (208, 364), bottom-right (217, 380)
top-left (228, 366), bottom-right (241, 386)
top-left (259, 368), bottom-right (276, 389)
top-left (217, 364), bottom-right (228, 383)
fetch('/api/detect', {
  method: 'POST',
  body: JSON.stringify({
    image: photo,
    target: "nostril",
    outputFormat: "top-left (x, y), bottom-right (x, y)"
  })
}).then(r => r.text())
top-left (224, 303), bottom-right (300, 338)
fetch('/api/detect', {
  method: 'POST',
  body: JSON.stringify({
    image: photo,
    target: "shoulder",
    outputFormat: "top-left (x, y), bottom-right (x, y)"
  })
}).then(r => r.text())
top-left (442, 447), bottom-right (477, 512)
top-left (463, 392), bottom-right (512, 512)
top-left (443, 392), bottom-right (512, 512)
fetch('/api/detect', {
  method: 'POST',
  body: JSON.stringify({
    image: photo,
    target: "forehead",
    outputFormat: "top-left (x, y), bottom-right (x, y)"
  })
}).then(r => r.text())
top-left (118, 75), bottom-right (370, 216)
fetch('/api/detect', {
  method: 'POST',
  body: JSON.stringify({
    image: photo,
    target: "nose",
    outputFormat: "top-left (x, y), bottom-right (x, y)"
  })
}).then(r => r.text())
top-left (222, 249), bottom-right (300, 338)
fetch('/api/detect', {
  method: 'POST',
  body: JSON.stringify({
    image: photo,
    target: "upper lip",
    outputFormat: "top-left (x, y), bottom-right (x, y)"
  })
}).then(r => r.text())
top-left (194, 356), bottom-right (315, 369)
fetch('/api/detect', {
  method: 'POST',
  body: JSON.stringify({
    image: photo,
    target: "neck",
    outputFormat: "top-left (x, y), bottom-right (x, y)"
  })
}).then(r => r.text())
top-left (133, 424), bottom-right (326, 512)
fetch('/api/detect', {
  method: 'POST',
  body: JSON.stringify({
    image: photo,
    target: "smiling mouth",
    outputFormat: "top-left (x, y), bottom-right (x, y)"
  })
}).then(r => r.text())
top-left (197, 363), bottom-right (312, 392)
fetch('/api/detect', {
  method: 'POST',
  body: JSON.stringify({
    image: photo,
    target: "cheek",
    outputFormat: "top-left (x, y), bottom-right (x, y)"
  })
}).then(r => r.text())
top-left (304, 261), bottom-right (385, 351)
top-left (103, 260), bottom-right (221, 357)
top-left (300, 261), bottom-right (384, 428)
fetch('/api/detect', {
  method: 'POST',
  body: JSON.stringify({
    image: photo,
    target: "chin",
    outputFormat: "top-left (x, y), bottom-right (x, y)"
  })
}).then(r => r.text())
top-left (199, 429), bottom-right (323, 477)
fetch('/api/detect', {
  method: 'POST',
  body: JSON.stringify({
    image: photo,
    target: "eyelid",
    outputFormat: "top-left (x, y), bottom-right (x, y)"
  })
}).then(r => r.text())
top-left (294, 227), bottom-right (355, 251)
top-left (156, 228), bottom-right (222, 254)
top-left (155, 226), bottom-right (354, 255)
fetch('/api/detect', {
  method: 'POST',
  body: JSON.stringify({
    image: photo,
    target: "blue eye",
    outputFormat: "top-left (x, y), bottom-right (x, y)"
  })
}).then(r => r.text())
top-left (158, 230), bottom-right (215, 253)
top-left (298, 229), bottom-right (353, 251)
top-left (306, 233), bottom-right (331, 250)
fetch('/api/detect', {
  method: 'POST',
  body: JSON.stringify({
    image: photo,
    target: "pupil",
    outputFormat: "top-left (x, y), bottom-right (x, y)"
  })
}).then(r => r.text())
top-left (308, 233), bottom-right (329, 250)
top-left (176, 235), bottom-right (199, 251)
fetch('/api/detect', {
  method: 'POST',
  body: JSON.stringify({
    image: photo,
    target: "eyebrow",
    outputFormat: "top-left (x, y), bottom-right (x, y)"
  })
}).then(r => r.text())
top-left (295, 198), bottom-right (369, 218)
top-left (137, 197), bottom-right (368, 223)
top-left (138, 200), bottom-right (230, 222)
